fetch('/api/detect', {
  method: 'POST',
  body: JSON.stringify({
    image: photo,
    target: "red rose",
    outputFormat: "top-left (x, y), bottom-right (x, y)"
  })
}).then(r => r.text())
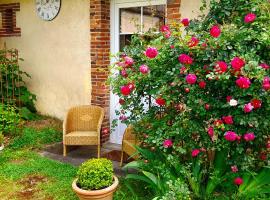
top-left (188, 37), bottom-right (199, 48)
top-left (127, 83), bottom-right (135, 91)
top-left (236, 77), bottom-right (251, 89)
top-left (214, 61), bottom-right (228, 74)
top-left (119, 98), bottom-right (125, 105)
top-left (120, 85), bottom-right (131, 96)
top-left (186, 74), bottom-right (197, 84)
top-left (260, 63), bottom-right (270, 69)
top-left (231, 57), bottom-right (245, 71)
top-left (120, 69), bottom-right (128, 78)
top-left (198, 81), bottom-right (206, 89)
top-left (181, 18), bottom-right (189, 26)
top-left (192, 149), bottom-right (200, 157)
top-left (210, 25), bottom-right (221, 38)
top-left (178, 54), bottom-right (193, 65)
top-left (145, 47), bottom-right (158, 59)
top-left (251, 99), bottom-right (262, 109)
top-left (234, 177), bottom-right (243, 185)
top-left (156, 97), bottom-right (166, 106)
top-left (222, 115), bottom-right (234, 124)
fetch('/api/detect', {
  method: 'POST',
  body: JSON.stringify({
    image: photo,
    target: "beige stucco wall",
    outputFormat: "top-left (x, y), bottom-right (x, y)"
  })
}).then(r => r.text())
top-left (180, 0), bottom-right (210, 19)
top-left (0, 0), bottom-right (91, 119)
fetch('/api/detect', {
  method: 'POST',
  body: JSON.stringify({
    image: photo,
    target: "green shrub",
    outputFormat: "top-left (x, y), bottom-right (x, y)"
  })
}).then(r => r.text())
top-left (0, 132), bottom-right (4, 145)
top-left (77, 158), bottom-right (114, 190)
top-left (0, 104), bottom-right (21, 135)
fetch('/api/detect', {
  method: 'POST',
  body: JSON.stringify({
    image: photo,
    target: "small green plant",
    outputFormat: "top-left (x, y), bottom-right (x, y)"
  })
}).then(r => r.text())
top-left (0, 132), bottom-right (4, 145)
top-left (77, 158), bottom-right (114, 190)
top-left (0, 104), bottom-right (21, 135)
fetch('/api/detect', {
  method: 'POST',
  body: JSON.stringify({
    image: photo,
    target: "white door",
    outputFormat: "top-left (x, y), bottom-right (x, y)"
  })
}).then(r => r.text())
top-left (110, 0), bottom-right (166, 144)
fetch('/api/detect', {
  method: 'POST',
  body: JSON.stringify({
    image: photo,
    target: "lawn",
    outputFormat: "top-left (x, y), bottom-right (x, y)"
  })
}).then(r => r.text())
top-left (0, 117), bottom-right (146, 200)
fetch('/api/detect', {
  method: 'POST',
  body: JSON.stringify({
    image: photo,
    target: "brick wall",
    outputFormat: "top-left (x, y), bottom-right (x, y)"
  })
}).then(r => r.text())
top-left (90, 0), bottom-right (110, 143)
top-left (0, 3), bottom-right (21, 37)
top-left (90, 0), bottom-right (181, 144)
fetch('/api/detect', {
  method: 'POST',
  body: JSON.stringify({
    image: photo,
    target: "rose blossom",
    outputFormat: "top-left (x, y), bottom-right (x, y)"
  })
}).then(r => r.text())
top-left (120, 85), bottom-right (131, 96)
top-left (260, 152), bottom-right (267, 160)
top-left (139, 64), bottom-right (149, 74)
top-left (222, 116), bottom-right (234, 124)
top-left (231, 165), bottom-right (238, 173)
top-left (229, 99), bottom-right (238, 106)
top-left (188, 37), bottom-right (199, 48)
top-left (145, 47), bottom-right (158, 59)
top-left (124, 56), bottom-right (134, 66)
top-left (119, 115), bottom-right (128, 121)
top-left (192, 149), bottom-right (200, 157)
top-left (127, 83), bottom-right (135, 90)
top-left (226, 96), bottom-right (232, 102)
top-left (260, 63), bottom-right (270, 69)
top-left (262, 77), bottom-right (270, 91)
top-left (178, 54), bottom-right (193, 65)
top-left (244, 103), bottom-right (254, 113)
top-left (120, 69), bottom-right (128, 78)
top-left (236, 77), bottom-right (251, 89)
top-left (244, 13), bottom-right (256, 23)
top-left (181, 18), bottom-right (189, 26)
top-left (231, 57), bottom-right (245, 71)
top-left (224, 131), bottom-right (238, 141)
top-left (214, 119), bottom-right (223, 127)
top-left (214, 61), bottom-right (228, 74)
top-left (186, 74), bottom-right (197, 84)
top-left (251, 99), bottom-right (262, 109)
top-left (198, 81), bottom-right (206, 89)
top-left (156, 97), bottom-right (166, 106)
top-left (234, 177), bottom-right (243, 185)
top-left (207, 127), bottom-right (214, 138)
top-left (160, 25), bottom-right (170, 32)
top-left (210, 25), bottom-right (221, 38)
top-left (163, 139), bottom-right (173, 148)
top-left (243, 132), bottom-right (255, 141)
top-left (180, 66), bottom-right (187, 74)
top-left (119, 98), bottom-right (125, 105)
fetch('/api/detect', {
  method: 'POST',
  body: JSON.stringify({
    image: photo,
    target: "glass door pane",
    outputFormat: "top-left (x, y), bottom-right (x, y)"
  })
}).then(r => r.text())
top-left (143, 5), bottom-right (166, 32)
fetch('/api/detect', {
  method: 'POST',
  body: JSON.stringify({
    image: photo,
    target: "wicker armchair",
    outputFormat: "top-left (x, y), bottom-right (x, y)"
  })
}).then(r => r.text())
top-left (120, 126), bottom-right (140, 166)
top-left (63, 105), bottom-right (104, 158)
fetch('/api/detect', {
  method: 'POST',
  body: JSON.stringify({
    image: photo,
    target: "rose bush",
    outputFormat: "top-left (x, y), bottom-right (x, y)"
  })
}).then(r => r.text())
top-left (109, 0), bottom-right (270, 198)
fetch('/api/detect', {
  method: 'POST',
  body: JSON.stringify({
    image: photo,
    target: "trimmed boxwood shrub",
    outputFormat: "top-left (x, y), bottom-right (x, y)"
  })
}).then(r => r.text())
top-left (77, 158), bottom-right (114, 190)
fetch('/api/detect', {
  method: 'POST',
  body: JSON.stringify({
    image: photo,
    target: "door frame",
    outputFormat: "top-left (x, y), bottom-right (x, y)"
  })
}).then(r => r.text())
top-left (109, 0), bottom-right (166, 144)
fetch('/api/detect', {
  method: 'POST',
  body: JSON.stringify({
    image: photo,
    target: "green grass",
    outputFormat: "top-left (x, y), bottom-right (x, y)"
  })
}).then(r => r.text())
top-left (0, 150), bottom-right (77, 200)
top-left (9, 127), bottom-right (62, 150)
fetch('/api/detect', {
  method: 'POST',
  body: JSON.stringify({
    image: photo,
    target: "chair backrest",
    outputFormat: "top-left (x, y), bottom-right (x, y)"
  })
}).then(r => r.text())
top-left (66, 105), bottom-right (104, 133)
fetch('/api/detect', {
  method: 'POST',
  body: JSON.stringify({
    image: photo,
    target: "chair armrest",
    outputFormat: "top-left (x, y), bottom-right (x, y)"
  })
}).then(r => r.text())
top-left (123, 126), bottom-right (136, 141)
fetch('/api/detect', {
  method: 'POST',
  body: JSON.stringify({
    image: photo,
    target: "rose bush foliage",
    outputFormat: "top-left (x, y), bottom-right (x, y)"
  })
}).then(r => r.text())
top-left (109, 0), bottom-right (270, 198)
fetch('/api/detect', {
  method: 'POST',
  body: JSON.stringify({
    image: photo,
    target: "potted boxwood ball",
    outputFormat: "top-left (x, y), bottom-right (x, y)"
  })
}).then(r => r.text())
top-left (0, 132), bottom-right (4, 151)
top-left (72, 158), bottom-right (119, 200)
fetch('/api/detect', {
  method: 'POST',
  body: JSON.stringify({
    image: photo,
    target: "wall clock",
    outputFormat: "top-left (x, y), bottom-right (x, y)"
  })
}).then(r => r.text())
top-left (36, 0), bottom-right (61, 21)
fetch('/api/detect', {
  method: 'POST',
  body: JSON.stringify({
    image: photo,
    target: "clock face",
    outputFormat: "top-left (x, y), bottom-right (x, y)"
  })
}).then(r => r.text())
top-left (36, 0), bottom-right (61, 21)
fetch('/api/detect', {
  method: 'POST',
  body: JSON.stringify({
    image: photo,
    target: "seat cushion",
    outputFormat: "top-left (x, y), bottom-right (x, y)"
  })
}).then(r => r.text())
top-left (64, 131), bottom-right (98, 145)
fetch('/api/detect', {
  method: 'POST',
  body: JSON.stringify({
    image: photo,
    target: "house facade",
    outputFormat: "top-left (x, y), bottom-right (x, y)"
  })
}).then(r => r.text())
top-left (0, 0), bottom-right (207, 144)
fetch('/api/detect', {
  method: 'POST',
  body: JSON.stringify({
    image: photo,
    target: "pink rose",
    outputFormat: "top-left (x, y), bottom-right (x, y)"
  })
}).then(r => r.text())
top-left (180, 66), bottom-right (187, 74)
top-left (139, 64), bottom-right (149, 74)
top-left (192, 149), bottom-right (200, 157)
top-left (262, 77), bottom-right (270, 91)
top-left (127, 83), bottom-right (135, 91)
top-left (160, 25), bottom-right (170, 32)
top-left (210, 25), bottom-right (221, 38)
top-left (244, 103), bottom-right (254, 113)
top-left (124, 56), bottom-right (134, 66)
top-left (163, 139), bottom-right (173, 148)
top-left (156, 97), bottom-right (166, 106)
top-left (222, 116), bottom-right (234, 124)
top-left (178, 54), bottom-right (193, 65)
top-left (181, 18), bottom-right (189, 26)
top-left (243, 132), bottom-right (255, 141)
top-left (214, 61), bottom-right (228, 74)
top-left (224, 131), bottom-right (238, 141)
top-left (188, 37), bottom-right (199, 48)
top-left (244, 13), bottom-right (256, 23)
top-left (236, 77), bottom-right (251, 89)
top-left (260, 63), bottom-right (270, 69)
top-left (231, 165), bottom-right (238, 173)
top-left (231, 57), bottom-right (245, 71)
top-left (120, 85), bottom-right (131, 96)
top-left (119, 115), bottom-right (128, 121)
top-left (165, 32), bottom-right (171, 38)
top-left (145, 47), bottom-right (158, 59)
top-left (198, 81), bottom-right (206, 89)
top-left (120, 69), bottom-right (128, 78)
top-left (186, 74), bottom-right (197, 84)
top-left (226, 96), bottom-right (232, 102)
top-left (207, 127), bottom-right (214, 138)
top-left (234, 177), bottom-right (243, 186)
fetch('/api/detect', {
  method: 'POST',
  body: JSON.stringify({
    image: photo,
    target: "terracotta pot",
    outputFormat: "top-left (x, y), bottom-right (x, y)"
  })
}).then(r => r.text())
top-left (72, 176), bottom-right (119, 200)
